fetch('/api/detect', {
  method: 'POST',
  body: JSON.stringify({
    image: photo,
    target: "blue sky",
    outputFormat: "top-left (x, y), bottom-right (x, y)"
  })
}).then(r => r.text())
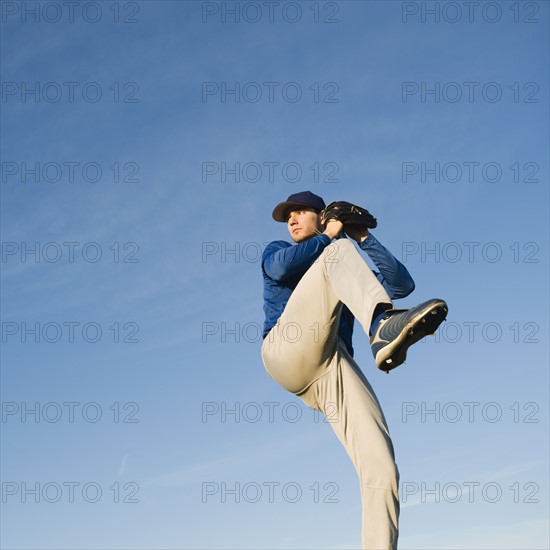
top-left (1, 1), bottom-right (549, 548)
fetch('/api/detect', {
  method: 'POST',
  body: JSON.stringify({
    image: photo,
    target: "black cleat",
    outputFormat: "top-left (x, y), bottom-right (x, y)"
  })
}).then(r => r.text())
top-left (370, 299), bottom-right (448, 372)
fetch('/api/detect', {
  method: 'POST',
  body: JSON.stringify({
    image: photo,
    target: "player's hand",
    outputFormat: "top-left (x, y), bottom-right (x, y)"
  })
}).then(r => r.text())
top-left (344, 224), bottom-right (369, 244)
top-left (323, 219), bottom-right (344, 240)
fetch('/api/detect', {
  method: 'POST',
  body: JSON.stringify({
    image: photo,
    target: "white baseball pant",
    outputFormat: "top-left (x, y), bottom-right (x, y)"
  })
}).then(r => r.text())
top-left (261, 238), bottom-right (399, 550)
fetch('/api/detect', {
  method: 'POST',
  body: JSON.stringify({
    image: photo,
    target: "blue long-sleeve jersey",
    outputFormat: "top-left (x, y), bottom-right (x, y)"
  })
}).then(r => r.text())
top-left (261, 233), bottom-right (415, 356)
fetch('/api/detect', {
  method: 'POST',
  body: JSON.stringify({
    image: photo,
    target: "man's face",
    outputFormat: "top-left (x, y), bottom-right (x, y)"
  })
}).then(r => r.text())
top-left (286, 207), bottom-right (323, 243)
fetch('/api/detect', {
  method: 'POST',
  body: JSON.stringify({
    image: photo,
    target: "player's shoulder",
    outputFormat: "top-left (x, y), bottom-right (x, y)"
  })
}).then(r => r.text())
top-left (262, 240), bottom-right (292, 259)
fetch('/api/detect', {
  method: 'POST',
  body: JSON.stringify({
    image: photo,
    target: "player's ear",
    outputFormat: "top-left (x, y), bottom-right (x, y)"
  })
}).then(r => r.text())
top-left (317, 211), bottom-right (325, 230)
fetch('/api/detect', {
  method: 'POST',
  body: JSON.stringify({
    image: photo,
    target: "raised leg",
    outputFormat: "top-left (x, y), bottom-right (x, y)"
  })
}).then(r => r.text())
top-left (262, 239), bottom-right (391, 394)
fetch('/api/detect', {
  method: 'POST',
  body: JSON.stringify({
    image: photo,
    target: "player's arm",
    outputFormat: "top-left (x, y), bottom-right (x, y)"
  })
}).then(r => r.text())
top-left (262, 234), bottom-right (332, 282)
top-left (358, 232), bottom-right (415, 299)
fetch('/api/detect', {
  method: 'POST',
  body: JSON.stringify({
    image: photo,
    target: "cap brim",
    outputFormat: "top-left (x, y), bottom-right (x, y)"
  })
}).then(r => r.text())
top-left (272, 201), bottom-right (320, 222)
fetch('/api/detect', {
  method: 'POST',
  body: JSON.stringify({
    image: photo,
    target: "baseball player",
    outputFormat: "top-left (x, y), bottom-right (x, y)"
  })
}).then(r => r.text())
top-left (260, 191), bottom-right (448, 549)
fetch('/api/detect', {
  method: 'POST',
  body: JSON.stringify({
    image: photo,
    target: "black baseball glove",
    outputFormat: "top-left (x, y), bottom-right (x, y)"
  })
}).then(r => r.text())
top-left (320, 201), bottom-right (378, 230)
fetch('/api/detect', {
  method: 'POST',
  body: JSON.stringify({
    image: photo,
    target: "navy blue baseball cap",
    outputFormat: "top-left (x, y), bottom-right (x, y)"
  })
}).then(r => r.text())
top-left (272, 191), bottom-right (326, 222)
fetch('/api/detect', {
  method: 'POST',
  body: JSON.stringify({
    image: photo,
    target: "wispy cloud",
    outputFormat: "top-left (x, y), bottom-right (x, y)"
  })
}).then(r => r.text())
top-left (399, 518), bottom-right (550, 550)
top-left (118, 453), bottom-right (129, 476)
